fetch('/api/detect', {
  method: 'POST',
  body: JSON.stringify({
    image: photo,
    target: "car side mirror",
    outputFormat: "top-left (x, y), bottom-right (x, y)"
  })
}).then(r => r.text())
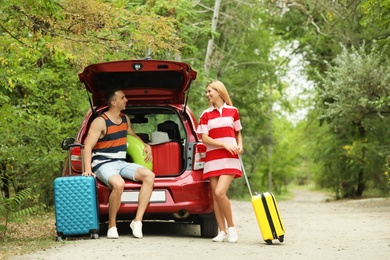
top-left (61, 138), bottom-right (75, 150)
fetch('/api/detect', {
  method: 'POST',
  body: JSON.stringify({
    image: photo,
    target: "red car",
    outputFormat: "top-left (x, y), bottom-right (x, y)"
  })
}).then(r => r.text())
top-left (62, 59), bottom-right (217, 238)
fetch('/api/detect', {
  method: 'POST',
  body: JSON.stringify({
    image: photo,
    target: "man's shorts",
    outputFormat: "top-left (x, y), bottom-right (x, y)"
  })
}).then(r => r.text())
top-left (95, 160), bottom-right (144, 187)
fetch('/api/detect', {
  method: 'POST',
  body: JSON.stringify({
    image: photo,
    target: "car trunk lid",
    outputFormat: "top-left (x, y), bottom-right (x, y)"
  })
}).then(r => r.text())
top-left (79, 60), bottom-right (197, 107)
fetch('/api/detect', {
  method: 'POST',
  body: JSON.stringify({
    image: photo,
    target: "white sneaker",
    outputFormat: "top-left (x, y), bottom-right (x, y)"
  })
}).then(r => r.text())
top-left (212, 231), bottom-right (227, 242)
top-left (107, 226), bottom-right (119, 239)
top-left (227, 227), bottom-right (238, 243)
top-left (130, 220), bottom-right (143, 238)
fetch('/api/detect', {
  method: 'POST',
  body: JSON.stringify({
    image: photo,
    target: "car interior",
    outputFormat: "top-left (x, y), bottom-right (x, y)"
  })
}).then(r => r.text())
top-left (125, 107), bottom-right (186, 176)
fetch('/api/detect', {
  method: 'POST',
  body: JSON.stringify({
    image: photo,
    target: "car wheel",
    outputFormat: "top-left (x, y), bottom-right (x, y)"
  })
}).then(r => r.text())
top-left (200, 214), bottom-right (218, 238)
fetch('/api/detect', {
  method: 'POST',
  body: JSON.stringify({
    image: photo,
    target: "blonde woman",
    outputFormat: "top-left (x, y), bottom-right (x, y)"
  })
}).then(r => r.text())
top-left (197, 80), bottom-right (244, 243)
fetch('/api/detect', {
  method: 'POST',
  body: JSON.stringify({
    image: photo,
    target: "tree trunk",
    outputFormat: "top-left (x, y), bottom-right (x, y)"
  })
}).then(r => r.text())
top-left (355, 121), bottom-right (366, 197)
top-left (355, 169), bottom-right (365, 197)
top-left (204, 0), bottom-right (221, 74)
top-left (0, 163), bottom-right (10, 198)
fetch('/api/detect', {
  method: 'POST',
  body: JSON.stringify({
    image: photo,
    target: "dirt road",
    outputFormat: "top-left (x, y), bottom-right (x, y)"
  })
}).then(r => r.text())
top-left (11, 189), bottom-right (390, 260)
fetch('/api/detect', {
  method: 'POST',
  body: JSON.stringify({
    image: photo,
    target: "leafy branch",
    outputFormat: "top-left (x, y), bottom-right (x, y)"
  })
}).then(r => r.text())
top-left (0, 188), bottom-right (41, 240)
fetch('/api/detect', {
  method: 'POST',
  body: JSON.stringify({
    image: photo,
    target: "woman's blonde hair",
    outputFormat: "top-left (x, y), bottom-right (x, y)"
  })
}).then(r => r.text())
top-left (207, 80), bottom-right (233, 106)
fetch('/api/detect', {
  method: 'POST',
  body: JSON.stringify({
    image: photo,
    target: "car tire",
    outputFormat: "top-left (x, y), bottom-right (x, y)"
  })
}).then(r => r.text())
top-left (200, 213), bottom-right (218, 238)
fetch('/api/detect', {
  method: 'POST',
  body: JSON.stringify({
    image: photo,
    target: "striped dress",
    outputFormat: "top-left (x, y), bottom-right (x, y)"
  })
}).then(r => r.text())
top-left (91, 113), bottom-right (128, 172)
top-left (197, 104), bottom-right (242, 180)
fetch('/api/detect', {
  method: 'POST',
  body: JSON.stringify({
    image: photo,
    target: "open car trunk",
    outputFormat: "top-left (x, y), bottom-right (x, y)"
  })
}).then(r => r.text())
top-left (124, 106), bottom-right (186, 177)
top-left (79, 60), bottom-right (197, 107)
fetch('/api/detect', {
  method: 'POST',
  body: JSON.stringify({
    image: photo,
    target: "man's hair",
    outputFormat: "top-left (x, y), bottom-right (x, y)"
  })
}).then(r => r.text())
top-left (104, 89), bottom-right (120, 106)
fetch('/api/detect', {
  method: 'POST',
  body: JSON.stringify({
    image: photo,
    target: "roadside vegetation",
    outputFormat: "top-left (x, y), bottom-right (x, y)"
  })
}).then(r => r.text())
top-left (0, 211), bottom-right (57, 259)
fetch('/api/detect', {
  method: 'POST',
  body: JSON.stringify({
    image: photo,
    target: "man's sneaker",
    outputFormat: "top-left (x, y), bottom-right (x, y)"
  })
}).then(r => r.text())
top-left (212, 231), bottom-right (227, 242)
top-left (130, 220), bottom-right (143, 238)
top-left (227, 227), bottom-right (238, 243)
top-left (107, 226), bottom-right (119, 239)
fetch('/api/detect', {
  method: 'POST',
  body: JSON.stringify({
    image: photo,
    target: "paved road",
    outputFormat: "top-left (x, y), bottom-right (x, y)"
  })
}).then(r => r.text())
top-left (10, 189), bottom-right (390, 260)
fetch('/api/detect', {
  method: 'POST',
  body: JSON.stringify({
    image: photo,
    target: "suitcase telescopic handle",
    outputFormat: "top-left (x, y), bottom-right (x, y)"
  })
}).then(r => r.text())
top-left (239, 155), bottom-right (253, 197)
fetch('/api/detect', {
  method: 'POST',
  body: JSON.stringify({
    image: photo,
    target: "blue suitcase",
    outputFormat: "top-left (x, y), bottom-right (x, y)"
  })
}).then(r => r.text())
top-left (54, 175), bottom-right (99, 240)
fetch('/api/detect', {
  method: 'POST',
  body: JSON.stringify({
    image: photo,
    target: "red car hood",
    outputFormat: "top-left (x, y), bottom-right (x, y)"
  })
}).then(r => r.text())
top-left (79, 60), bottom-right (197, 107)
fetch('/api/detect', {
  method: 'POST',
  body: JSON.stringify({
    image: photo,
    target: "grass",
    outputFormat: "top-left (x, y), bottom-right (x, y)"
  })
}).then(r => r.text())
top-left (0, 211), bottom-right (61, 260)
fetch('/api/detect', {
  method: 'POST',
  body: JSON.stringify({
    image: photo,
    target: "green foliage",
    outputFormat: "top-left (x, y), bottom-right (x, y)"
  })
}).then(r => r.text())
top-left (0, 188), bottom-right (41, 240)
top-left (0, 42), bottom-right (87, 204)
top-left (263, 0), bottom-right (390, 198)
top-left (315, 44), bottom-right (390, 197)
top-left (319, 44), bottom-right (390, 132)
top-left (360, 0), bottom-right (390, 47)
top-left (130, 0), bottom-right (204, 57)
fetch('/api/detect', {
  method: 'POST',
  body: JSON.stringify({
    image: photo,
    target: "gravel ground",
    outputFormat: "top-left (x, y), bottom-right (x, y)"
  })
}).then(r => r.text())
top-left (10, 189), bottom-right (390, 260)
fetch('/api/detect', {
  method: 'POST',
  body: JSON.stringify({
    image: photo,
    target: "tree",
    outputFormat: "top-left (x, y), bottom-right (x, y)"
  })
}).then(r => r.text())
top-left (204, 0), bottom-right (221, 74)
top-left (318, 44), bottom-right (390, 197)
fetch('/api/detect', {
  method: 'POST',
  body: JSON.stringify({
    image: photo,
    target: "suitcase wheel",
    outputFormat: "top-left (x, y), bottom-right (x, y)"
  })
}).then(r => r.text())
top-left (91, 233), bottom-right (99, 239)
top-left (265, 239), bottom-right (273, 245)
top-left (55, 235), bottom-right (65, 242)
top-left (278, 235), bottom-right (284, 243)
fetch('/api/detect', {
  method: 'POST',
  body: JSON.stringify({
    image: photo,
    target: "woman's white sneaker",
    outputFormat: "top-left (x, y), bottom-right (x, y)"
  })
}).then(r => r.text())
top-left (227, 227), bottom-right (238, 243)
top-left (212, 231), bottom-right (227, 242)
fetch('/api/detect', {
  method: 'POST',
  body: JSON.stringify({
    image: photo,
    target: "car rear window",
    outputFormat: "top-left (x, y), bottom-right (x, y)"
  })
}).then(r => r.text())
top-left (92, 71), bottom-right (184, 92)
top-left (126, 107), bottom-right (185, 143)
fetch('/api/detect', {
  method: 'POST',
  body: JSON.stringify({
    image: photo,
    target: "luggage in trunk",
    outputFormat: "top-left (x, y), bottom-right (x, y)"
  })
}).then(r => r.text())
top-left (151, 142), bottom-right (182, 176)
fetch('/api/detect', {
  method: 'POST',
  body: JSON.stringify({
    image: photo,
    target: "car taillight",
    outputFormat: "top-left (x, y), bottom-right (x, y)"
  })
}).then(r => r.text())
top-left (70, 146), bottom-right (83, 173)
top-left (193, 143), bottom-right (207, 170)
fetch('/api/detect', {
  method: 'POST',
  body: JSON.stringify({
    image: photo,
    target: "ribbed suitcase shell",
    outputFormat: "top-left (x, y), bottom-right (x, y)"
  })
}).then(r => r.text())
top-left (54, 176), bottom-right (99, 237)
top-left (252, 192), bottom-right (285, 244)
top-left (151, 142), bottom-right (181, 176)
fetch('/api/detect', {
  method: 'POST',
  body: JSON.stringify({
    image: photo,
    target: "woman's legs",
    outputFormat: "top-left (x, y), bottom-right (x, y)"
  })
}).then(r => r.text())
top-left (210, 175), bottom-right (235, 232)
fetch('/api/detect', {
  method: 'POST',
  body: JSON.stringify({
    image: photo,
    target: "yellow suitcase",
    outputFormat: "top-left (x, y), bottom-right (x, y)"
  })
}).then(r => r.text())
top-left (251, 192), bottom-right (285, 244)
top-left (240, 156), bottom-right (285, 244)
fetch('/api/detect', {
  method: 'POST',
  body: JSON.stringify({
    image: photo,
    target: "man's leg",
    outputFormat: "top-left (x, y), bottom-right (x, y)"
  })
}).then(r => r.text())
top-left (107, 174), bottom-right (125, 229)
top-left (119, 162), bottom-right (155, 238)
top-left (129, 167), bottom-right (154, 238)
top-left (95, 162), bottom-right (125, 239)
top-left (133, 167), bottom-right (155, 221)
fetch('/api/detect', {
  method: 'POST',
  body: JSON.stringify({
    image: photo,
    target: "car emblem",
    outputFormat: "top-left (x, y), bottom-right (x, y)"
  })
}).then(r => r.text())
top-left (132, 63), bottom-right (143, 70)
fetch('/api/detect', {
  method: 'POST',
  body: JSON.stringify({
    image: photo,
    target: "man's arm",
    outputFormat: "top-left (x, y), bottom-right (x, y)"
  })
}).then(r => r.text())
top-left (82, 117), bottom-right (105, 176)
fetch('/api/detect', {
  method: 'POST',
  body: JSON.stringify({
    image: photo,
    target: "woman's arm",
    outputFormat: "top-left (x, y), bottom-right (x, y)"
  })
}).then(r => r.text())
top-left (201, 133), bottom-right (242, 155)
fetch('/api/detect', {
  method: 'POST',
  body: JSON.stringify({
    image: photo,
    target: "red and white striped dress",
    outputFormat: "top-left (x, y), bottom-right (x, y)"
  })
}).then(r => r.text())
top-left (197, 104), bottom-right (242, 180)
